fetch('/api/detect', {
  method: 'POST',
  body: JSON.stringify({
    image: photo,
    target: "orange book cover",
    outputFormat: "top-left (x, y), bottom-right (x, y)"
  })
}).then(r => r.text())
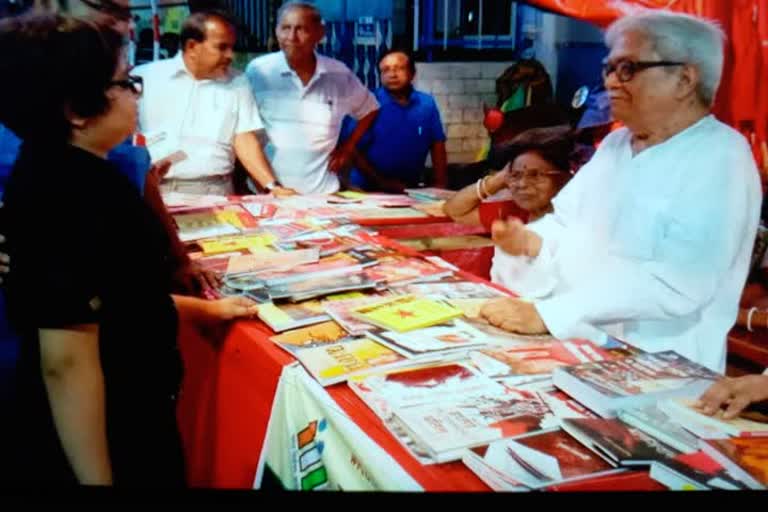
top-left (701, 437), bottom-right (768, 489)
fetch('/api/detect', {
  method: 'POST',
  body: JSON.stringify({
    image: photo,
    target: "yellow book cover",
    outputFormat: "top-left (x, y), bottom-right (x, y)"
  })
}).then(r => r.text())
top-left (336, 191), bottom-right (368, 200)
top-left (200, 234), bottom-right (277, 255)
top-left (173, 211), bottom-right (241, 241)
top-left (214, 209), bottom-right (246, 229)
top-left (350, 295), bottom-right (463, 332)
top-left (325, 291), bottom-right (368, 301)
top-left (257, 300), bottom-right (328, 332)
top-left (258, 303), bottom-right (296, 328)
top-left (173, 211), bottom-right (221, 230)
top-left (296, 337), bottom-right (406, 386)
top-left (260, 294), bottom-right (373, 332)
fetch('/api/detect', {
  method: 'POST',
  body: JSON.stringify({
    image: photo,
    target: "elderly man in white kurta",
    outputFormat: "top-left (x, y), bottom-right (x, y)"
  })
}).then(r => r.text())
top-left (135, 11), bottom-right (294, 196)
top-left (245, 2), bottom-right (379, 194)
top-left (479, 11), bottom-right (762, 372)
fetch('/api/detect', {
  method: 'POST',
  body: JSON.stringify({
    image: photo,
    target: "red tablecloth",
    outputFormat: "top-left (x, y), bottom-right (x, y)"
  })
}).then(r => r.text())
top-left (176, 317), bottom-right (663, 491)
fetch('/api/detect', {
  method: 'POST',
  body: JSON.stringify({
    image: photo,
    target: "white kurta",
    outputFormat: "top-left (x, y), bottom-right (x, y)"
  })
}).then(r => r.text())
top-left (515, 115), bottom-right (760, 372)
top-left (490, 249), bottom-right (556, 299)
top-left (246, 52), bottom-right (379, 194)
top-left (487, 186), bottom-right (558, 298)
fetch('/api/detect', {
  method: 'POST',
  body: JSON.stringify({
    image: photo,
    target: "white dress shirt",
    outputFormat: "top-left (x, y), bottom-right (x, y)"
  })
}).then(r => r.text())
top-left (246, 52), bottom-right (379, 194)
top-left (514, 115), bottom-right (761, 372)
top-left (133, 54), bottom-right (263, 180)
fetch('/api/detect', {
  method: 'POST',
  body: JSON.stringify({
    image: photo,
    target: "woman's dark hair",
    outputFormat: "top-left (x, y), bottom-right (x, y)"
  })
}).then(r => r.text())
top-left (487, 125), bottom-right (577, 176)
top-left (0, 12), bottom-right (124, 143)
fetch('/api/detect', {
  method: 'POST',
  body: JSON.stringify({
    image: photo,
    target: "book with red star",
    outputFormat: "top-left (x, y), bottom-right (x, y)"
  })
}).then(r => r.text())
top-left (349, 294), bottom-right (463, 332)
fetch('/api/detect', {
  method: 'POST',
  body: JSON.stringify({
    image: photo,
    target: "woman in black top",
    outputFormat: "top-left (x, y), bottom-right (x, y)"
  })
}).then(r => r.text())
top-left (0, 13), bottom-right (207, 487)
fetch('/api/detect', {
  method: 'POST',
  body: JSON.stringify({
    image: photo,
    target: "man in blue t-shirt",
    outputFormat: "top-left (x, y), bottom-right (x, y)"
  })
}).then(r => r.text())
top-left (340, 50), bottom-right (448, 192)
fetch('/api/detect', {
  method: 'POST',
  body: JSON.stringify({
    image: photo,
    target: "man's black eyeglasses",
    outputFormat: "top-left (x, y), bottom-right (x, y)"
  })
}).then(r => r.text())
top-left (109, 75), bottom-right (143, 96)
top-left (80, 0), bottom-right (133, 22)
top-left (602, 59), bottom-right (685, 83)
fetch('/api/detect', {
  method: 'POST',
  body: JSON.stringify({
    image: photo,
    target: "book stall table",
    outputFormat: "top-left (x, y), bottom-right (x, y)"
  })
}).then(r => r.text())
top-left (168, 191), bottom-right (497, 279)
top-left (174, 228), bottom-right (665, 491)
top-left (175, 311), bottom-right (665, 491)
top-left (169, 195), bottom-right (671, 491)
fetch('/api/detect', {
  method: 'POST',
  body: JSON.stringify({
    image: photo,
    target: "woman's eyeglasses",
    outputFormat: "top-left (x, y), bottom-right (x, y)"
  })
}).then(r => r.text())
top-left (109, 75), bottom-right (143, 97)
top-left (505, 168), bottom-right (562, 185)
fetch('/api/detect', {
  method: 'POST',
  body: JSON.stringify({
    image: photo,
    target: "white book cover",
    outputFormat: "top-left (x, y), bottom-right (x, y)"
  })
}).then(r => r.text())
top-left (378, 319), bottom-right (490, 354)
top-left (348, 362), bottom-right (506, 419)
top-left (618, 403), bottom-right (701, 453)
top-left (461, 450), bottom-right (530, 492)
top-left (392, 387), bottom-right (557, 460)
top-left (660, 398), bottom-right (768, 437)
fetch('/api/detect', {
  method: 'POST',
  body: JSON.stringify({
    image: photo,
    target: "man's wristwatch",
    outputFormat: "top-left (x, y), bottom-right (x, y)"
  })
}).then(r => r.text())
top-left (263, 180), bottom-right (281, 192)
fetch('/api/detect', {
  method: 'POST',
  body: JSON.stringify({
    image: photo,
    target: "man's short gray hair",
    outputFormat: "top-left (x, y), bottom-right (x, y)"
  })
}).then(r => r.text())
top-left (276, 1), bottom-right (323, 27)
top-left (605, 10), bottom-right (724, 106)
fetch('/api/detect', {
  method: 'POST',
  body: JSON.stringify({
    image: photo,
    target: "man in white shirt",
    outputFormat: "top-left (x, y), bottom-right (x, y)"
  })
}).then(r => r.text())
top-left (134, 10), bottom-right (295, 196)
top-left (245, 2), bottom-right (380, 194)
top-left (479, 10), bottom-right (762, 372)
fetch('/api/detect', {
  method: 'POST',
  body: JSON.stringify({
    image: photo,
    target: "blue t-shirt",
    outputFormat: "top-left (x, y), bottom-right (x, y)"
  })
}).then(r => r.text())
top-left (106, 138), bottom-right (151, 195)
top-left (341, 87), bottom-right (446, 189)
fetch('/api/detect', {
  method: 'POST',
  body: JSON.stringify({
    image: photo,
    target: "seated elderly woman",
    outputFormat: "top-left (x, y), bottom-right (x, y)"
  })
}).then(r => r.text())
top-left (443, 126), bottom-right (576, 294)
top-left (475, 10), bottom-right (761, 373)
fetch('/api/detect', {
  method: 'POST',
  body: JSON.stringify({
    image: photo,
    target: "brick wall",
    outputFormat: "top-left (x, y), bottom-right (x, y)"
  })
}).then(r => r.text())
top-left (413, 61), bottom-right (511, 164)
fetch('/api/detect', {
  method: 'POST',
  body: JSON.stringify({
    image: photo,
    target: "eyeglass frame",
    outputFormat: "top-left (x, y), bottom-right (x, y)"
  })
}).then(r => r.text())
top-left (504, 168), bottom-right (564, 186)
top-left (108, 75), bottom-right (143, 97)
top-left (601, 58), bottom-right (686, 83)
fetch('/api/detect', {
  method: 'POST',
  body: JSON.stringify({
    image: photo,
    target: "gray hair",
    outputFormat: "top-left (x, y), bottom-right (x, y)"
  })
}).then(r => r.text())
top-left (276, 1), bottom-right (323, 27)
top-left (605, 10), bottom-right (724, 106)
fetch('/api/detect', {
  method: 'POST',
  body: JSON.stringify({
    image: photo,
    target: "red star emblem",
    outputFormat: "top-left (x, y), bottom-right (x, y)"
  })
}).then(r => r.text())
top-left (396, 309), bottom-right (415, 318)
